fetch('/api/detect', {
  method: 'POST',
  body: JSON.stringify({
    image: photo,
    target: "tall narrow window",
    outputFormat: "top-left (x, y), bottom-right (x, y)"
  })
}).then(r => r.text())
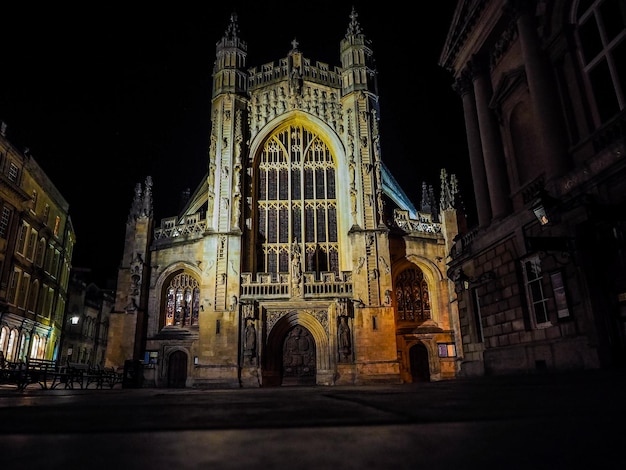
top-left (53, 216), bottom-right (61, 237)
top-left (522, 255), bottom-right (550, 327)
top-left (256, 125), bottom-right (338, 274)
top-left (7, 162), bottom-right (19, 183)
top-left (16, 223), bottom-right (27, 255)
top-left (0, 207), bottom-right (12, 239)
top-left (7, 269), bottom-right (19, 305)
top-left (26, 229), bottom-right (37, 261)
top-left (35, 238), bottom-right (46, 267)
top-left (472, 288), bottom-right (484, 343)
top-left (27, 280), bottom-right (39, 313)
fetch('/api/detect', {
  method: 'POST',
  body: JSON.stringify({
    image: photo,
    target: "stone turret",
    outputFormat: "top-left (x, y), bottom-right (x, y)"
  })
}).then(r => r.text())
top-left (106, 176), bottom-right (154, 369)
top-left (212, 13), bottom-right (248, 98)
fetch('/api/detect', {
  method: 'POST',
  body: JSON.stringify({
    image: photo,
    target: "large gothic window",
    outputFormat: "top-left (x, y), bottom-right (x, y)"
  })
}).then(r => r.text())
top-left (257, 124), bottom-right (339, 274)
top-left (395, 268), bottom-right (432, 321)
top-left (165, 273), bottom-right (200, 327)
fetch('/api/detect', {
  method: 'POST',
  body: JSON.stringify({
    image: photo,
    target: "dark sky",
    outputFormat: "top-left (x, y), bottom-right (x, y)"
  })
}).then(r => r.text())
top-left (0, 1), bottom-right (469, 286)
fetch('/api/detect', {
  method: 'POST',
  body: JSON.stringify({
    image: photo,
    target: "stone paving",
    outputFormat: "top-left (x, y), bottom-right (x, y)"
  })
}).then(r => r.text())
top-left (1, 369), bottom-right (625, 469)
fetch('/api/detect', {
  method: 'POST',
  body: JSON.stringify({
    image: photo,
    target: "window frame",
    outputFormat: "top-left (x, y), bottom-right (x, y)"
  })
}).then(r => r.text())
top-left (521, 255), bottom-right (552, 329)
top-left (575, 0), bottom-right (626, 125)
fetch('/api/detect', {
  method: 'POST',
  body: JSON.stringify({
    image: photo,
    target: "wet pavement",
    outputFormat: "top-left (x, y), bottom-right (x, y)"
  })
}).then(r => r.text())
top-left (1, 369), bottom-right (625, 469)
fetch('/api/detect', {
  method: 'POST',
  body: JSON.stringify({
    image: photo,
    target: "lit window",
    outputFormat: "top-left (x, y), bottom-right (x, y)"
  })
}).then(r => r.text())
top-left (256, 125), bottom-right (338, 275)
top-left (7, 162), bottom-right (19, 182)
top-left (395, 268), bottom-right (431, 321)
top-left (53, 216), bottom-right (60, 237)
top-left (165, 273), bottom-right (200, 327)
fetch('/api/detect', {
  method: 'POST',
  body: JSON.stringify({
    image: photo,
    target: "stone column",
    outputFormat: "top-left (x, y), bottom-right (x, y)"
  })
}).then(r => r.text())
top-left (507, 0), bottom-right (569, 179)
top-left (469, 53), bottom-right (511, 219)
top-left (454, 72), bottom-right (492, 227)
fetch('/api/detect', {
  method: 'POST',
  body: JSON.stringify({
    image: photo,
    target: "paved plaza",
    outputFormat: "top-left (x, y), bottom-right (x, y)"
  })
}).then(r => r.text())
top-left (1, 369), bottom-right (625, 469)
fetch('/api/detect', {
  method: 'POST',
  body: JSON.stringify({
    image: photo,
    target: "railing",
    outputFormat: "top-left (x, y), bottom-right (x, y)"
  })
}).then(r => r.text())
top-left (304, 272), bottom-right (353, 296)
top-left (240, 271), bottom-right (353, 299)
top-left (240, 273), bottom-right (290, 298)
top-left (393, 209), bottom-right (442, 234)
top-left (154, 213), bottom-right (206, 240)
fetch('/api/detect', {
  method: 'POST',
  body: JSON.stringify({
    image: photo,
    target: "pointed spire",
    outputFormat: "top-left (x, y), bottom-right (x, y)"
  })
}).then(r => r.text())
top-left (346, 6), bottom-right (363, 36)
top-left (128, 182), bottom-right (143, 222)
top-left (142, 176), bottom-right (153, 217)
top-left (225, 12), bottom-right (239, 40)
top-left (440, 168), bottom-right (458, 211)
top-left (421, 182), bottom-right (432, 213)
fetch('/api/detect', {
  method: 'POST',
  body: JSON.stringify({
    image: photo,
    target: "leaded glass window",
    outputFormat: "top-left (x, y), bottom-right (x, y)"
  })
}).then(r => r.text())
top-left (257, 125), bottom-right (338, 274)
top-left (165, 273), bottom-right (200, 327)
top-left (395, 268), bottom-right (432, 321)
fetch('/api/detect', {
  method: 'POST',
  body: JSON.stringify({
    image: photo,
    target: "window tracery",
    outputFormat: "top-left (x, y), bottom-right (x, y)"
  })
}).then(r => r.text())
top-left (395, 268), bottom-right (432, 321)
top-left (165, 273), bottom-right (200, 327)
top-left (257, 124), bottom-right (339, 274)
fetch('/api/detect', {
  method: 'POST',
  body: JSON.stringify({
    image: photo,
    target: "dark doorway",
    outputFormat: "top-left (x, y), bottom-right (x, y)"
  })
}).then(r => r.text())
top-left (167, 350), bottom-right (188, 388)
top-left (409, 343), bottom-right (430, 382)
top-left (282, 325), bottom-right (316, 386)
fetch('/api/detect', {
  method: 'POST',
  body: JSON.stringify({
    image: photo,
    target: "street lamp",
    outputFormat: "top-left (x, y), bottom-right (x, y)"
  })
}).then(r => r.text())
top-left (531, 190), bottom-right (559, 226)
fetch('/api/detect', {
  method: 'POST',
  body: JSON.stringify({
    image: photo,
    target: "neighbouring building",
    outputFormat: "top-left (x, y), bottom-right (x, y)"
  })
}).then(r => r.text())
top-left (106, 9), bottom-right (464, 388)
top-left (58, 268), bottom-right (114, 367)
top-left (0, 121), bottom-right (75, 364)
top-left (440, 0), bottom-right (626, 376)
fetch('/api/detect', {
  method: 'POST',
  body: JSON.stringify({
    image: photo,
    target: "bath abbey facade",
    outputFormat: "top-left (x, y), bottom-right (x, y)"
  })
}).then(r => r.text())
top-left (105, 10), bottom-right (462, 388)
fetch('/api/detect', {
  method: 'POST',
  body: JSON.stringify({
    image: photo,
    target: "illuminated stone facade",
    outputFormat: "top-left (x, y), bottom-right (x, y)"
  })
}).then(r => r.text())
top-left (107, 10), bottom-right (462, 388)
top-left (441, 0), bottom-right (626, 376)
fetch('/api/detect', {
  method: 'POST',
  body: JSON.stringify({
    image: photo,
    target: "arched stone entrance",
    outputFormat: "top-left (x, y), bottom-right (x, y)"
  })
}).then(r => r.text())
top-left (409, 343), bottom-right (430, 382)
top-left (263, 310), bottom-right (330, 387)
top-left (167, 350), bottom-right (188, 388)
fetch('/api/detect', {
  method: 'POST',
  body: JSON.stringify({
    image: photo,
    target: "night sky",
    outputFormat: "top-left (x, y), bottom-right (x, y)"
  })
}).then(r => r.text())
top-left (0, 1), bottom-right (469, 286)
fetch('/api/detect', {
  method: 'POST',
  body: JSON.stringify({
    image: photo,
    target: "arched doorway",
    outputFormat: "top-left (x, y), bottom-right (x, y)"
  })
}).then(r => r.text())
top-left (282, 325), bottom-right (316, 386)
top-left (167, 350), bottom-right (188, 388)
top-left (409, 343), bottom-right (430, 382)
top-left (263, 310), bottom-right (328, 387)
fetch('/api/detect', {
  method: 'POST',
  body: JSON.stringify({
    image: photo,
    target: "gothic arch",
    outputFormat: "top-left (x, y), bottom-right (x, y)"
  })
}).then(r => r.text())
top-left (249, 110), bottom-right (345, 164)
top-left (154, 262), bottom-right (203, 329)
top-left (247, 115), bottom-right (354, 274)
top-left (163, 346), bottom-right (189, 388)
top-left (265, 309), bottom-right (330, 374)
top-left (392, 255), bottom-right (444, 324)
top-left (407, 340), bottom-right (434, 382)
